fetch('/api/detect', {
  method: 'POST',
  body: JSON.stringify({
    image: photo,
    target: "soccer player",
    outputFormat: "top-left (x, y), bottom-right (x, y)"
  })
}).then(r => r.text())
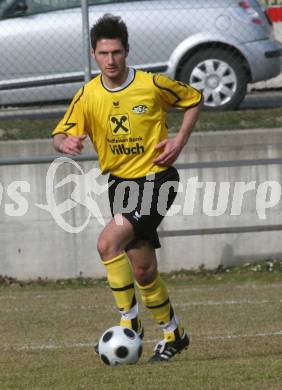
top-left (52, 14), bottom-right (202, 362)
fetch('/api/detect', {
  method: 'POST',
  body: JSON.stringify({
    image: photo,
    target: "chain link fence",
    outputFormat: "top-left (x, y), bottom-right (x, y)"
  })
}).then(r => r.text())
top-left (0, 0), bottom-right (281, 111)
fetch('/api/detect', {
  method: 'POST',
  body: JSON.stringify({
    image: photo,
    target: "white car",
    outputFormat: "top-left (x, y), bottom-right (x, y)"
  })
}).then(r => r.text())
top-left (0, 0), bottom-right (281, 110)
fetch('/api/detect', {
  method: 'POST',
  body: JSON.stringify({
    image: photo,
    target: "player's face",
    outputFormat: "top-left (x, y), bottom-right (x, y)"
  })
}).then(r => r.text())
top-left (93, 39), bottom-right (129, 86)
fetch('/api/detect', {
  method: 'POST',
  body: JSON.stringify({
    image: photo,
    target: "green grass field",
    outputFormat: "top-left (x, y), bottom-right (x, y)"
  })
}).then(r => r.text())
top-left (1, 263), bottom-right (282, 390)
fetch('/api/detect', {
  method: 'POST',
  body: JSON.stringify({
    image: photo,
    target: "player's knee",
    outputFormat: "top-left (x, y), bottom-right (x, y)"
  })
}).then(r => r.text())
top-left (97, 235), bottom-right (111, 259)
top-left (97, 234), bottom-right (120, 260)
top-left (134, 264), bottom-right (157, 286)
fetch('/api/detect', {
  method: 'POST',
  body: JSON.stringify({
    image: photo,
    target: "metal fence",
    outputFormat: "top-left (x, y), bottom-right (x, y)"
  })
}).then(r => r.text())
top-left (0, 0), bottom-right (281, 112)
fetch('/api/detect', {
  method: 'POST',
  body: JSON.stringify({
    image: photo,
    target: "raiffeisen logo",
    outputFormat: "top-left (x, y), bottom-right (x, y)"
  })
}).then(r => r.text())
top-left (36, 157), bottom-right (111, 233)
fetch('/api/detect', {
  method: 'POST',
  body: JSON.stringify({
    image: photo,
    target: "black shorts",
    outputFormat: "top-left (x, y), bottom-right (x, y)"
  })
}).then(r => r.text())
top-left (108, 166), bottom-right (179, 250)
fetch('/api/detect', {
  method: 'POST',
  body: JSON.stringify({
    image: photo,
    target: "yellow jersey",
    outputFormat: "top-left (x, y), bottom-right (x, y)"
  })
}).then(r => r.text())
top-left (52, 69), bottom-right (202, 178)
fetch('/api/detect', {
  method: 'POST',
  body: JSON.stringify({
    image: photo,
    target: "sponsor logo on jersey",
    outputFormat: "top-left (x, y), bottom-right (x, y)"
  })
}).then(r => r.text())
top-left (132, 105), bottom-right (148, 114)
top-left (110, 142), bottom-right (145, 155)
top-left (110, 114), bottom-right (131, 135)
top-left (107, 136), bottom-right (143, 144)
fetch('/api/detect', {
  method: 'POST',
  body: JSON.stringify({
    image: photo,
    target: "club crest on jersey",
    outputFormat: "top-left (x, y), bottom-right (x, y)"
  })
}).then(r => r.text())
top-left (109, 114), bottom-right (131, 135)
top-left (132, 105), bottom-right (148, 114)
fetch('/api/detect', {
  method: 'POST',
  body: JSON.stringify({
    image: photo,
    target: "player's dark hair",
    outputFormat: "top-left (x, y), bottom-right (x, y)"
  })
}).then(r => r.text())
top-left (90, 14), bottom-right (129, 51)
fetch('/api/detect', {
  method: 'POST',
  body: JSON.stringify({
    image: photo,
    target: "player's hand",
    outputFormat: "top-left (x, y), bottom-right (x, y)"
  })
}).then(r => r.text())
top-left (59, 135), bottom-right (87, 155)
top-left (153, 138), bottom-right (183, 166)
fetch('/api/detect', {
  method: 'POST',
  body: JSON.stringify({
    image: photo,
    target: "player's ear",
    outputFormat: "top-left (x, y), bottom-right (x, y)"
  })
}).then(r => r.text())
top-left (91, 48), bottom-right (95, 59)
top-left (125, 44), bottom-right (129, 58)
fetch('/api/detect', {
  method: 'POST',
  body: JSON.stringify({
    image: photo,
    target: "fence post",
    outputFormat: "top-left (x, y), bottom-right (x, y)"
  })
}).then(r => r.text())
top-left (81, 0), bottom-right (92, 83)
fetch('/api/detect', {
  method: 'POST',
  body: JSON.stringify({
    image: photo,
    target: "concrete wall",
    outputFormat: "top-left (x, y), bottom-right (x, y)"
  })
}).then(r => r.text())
top-left (1, 129), bottom-right (282, 280)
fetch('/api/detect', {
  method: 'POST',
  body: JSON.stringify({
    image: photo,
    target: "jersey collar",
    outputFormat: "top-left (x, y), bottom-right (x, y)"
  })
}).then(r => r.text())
top-left (101, 67), bottom-right (136, 92)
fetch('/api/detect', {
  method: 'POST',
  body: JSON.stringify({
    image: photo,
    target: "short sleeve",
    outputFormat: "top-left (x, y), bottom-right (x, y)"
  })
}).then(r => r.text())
top-left (52, 87), bottom-right (86, 137)
top-left (153, 74), bottom-right (202, 109)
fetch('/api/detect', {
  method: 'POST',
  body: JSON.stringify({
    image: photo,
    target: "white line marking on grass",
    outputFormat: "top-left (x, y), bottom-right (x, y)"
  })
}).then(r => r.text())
top-left (0, 303), bottom-right (117, 314)
top-left (1, 299), bottom-right (280, 314)
top-left (3, 331), bottom-right (282, 352)
top-left (175, 299), bottom-right (272, 307)
top-left (17, 342), bottom-right (97, 351)
top-left (204, 331), bottom-right (282, 340)
top-left (171, 283), bottom-right (282, 294)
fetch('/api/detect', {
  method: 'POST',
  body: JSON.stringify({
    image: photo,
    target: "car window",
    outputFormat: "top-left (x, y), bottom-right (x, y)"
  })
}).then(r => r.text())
top-left (23, 0), bottom-right (81, 14)
top-left (0, 0), bottom-right (26, 18)
top-left (88, 0), bottom-right (144, 4)
top-left (0, 0), bottom-right (146, 18)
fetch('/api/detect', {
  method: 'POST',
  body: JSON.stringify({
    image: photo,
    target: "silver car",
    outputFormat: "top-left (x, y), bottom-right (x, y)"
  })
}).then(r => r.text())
top-left (0, 0), bottom-right (281, 110)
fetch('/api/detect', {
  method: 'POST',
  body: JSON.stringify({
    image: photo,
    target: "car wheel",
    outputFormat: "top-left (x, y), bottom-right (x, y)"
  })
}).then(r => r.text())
top-left (178, 48), bottom-right (248, 111)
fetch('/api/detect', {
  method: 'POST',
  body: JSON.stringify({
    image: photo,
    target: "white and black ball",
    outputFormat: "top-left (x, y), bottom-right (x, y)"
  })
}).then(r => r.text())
top-left (98, 325), bottom-right (143, 366)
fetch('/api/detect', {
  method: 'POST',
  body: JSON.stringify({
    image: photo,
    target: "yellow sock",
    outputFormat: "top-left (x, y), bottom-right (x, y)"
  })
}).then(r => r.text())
top-left (136, 273), bottom-right (173, 326)
top-left (120, 317), bottom-right (143, 335)
top-left (103, 252), bottom-right (136, 312)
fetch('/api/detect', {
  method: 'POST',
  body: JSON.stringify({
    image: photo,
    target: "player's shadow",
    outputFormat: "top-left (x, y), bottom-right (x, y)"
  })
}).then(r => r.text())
top-left (220, 243), bottom-right (282, 268)
top-left (220, 244), bottom-right (236, 268)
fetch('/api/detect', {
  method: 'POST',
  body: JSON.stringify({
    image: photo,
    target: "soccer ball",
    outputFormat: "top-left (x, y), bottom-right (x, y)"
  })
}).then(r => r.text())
top-left (98, 325), bottom-right (143, 366)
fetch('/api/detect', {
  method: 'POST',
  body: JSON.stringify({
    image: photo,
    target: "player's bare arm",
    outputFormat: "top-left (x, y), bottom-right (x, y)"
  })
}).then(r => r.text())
top-left (53, 134), bottom-right (86, 155)
top-left (153, 103), bottom-right (202, 167)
